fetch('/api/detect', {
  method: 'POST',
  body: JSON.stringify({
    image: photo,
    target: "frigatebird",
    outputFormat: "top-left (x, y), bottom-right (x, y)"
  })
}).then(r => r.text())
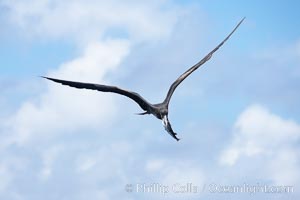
top-left (43, 18), bottom-right (244, 141)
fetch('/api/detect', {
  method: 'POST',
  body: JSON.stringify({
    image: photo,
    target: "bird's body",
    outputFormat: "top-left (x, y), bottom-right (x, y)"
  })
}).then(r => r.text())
top-left (43, 18), bottom-right (244, 141)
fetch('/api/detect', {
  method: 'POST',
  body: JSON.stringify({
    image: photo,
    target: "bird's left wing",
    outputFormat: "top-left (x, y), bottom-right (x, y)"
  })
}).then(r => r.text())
top-left (42, 76), bottom-right (151, 111)
top-left (163, 17), bottom-right (245, 105)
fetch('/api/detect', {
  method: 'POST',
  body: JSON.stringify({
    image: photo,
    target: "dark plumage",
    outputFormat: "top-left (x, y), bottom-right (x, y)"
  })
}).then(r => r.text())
top-left (43, 18), bottom-right (244, 141)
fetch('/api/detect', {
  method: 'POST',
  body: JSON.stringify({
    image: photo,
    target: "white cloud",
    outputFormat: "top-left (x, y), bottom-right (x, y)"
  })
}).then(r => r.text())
top-left (145, 158), bottom-right (205, 187)
top-left (267, 148), bottom-right (300, 185)
top-left (0, 39), bottom-right (131, 200)
top-left (0, 1), bottom-right (186, 199)
top-left (39, 144), bottom-right (64, 180)
top-left (3, 39), bottom-right (129, 146)
top-left (0, 0), bottom-right (184, 145)
top-left (0, 165), bottom-right (12, 193)
top-left (145, 159), bottom-right (165, 172)
top-left (142, 159), bottom-right (205, 199)
top-left (0, 153), bottom-right (29, 198)
top-left (219, 104), bottom-right (300, 185)
top-left (162, 165), bottom-right (204, 187)
top-left (1, 1), bottom-right (298, 199)
top-left (1, 0), bottom-right (180, 44)
top-left (75, 141), bottom-right (131, 178)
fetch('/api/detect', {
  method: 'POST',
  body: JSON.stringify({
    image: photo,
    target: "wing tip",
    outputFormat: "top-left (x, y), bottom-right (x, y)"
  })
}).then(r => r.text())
top-left (40, 76), bottom-right (50, 79)
top-left (239, 17), bottom-right (246, 26)
top-left (41, 76), bottom-right (58, 82)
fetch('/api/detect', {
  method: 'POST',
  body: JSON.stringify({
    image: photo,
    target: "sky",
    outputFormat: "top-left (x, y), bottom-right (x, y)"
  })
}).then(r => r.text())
top-left (0, 0), bottom-right (300, 199)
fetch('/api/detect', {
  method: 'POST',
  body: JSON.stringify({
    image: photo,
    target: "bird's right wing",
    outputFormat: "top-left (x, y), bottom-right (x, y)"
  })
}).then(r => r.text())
top-left (163, 17), bottom-right (245, 105)
top-left (42, 77), bottom-right (151, 111)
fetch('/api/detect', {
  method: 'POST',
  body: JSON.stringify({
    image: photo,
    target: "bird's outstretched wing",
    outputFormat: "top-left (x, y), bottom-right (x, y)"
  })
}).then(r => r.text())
top-left (42, 76), bottom-right (151, 111)
top-left (163, 17), bottom-right (245, 105)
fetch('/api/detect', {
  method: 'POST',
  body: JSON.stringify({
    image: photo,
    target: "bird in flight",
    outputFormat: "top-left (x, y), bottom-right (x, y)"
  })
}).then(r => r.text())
top-left (43, 18), bottom-right (244, 141)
